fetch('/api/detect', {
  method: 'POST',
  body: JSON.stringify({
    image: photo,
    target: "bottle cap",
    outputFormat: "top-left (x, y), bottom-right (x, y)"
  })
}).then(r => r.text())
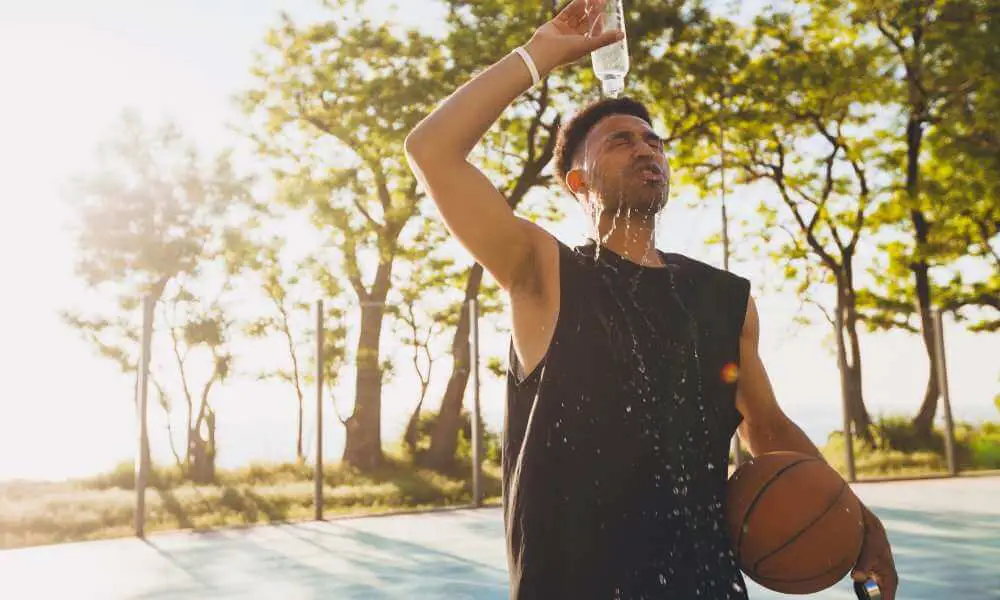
top-left (602, 75), bottom-right (625, 98)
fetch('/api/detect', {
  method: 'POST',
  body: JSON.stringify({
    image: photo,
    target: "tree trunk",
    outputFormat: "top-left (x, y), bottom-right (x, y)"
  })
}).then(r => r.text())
top-left (403, 401), bottom-right (422, 457)
top-left (281, 315), bottom-right (306, 463)
top-left (296, 393), bottom-right (304, 463)
top-left (187, 409), bottom-right (216, 484)
top-left (420, 107), bottom-right (558, 472)
top-left (903, 110), bottom-right (940, 438)
top-left (835, 274), bottom-right (874, 446)
top-left (342, 301), bottom-right (386, 470)
top-left (422, 265), bottom-right (483, 471)
top-left (842, 280), bottom-right (873, 445)
top-left (910, 260), bottom-right (939, 437)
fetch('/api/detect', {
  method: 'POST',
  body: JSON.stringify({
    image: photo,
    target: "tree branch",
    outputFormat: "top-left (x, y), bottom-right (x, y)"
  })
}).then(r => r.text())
top-left (768, 139), bottom-right (839, 270)
top-left (341, 236), bottom-right (370, 302)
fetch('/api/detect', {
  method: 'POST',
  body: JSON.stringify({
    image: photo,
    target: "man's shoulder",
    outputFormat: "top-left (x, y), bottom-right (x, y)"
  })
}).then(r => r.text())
top-left (662, 252), bottom-right (749, 285)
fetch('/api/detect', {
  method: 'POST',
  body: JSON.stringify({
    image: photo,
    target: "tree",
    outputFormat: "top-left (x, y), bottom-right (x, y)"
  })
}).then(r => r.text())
top-left (382, 218), bottom-right (458, 458)
top-left (716, 9), bottom-right (891, 442)
top-left (917, 142), bottom-right (1000, 331)
top-left (848, 0), bottom-right (998, 436)
top-left (419, 0), bottom-right (717, 472)
top-left (229, 231), bottom-right (315, 462)
top-left (919, 4), bottom-right (1000, 332)
top-left (415, 0), bottom-right (573, 471)
top-left (64, 110), bottom-right (252, 476)
top-left (243, 5), bottom-right (449, 469)
top-left (161, 283), bottom-right (234, 483)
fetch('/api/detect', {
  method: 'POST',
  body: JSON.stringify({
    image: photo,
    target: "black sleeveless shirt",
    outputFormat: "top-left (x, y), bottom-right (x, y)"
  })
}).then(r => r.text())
top-left (503, 240), bottom-right (751, 600)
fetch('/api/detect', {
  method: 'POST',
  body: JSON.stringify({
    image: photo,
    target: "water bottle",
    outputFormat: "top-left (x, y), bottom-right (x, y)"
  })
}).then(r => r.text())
top-left (590, 0), bottom-right (629, 97)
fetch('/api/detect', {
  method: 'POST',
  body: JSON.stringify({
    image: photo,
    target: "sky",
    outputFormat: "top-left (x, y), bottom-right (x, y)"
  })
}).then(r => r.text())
top-left (0, 0), bottom-right (996, 481)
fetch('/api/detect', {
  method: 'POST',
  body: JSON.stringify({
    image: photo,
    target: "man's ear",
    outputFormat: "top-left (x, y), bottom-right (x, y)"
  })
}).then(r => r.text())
top-left (566, 169), bottom-right (587, 195)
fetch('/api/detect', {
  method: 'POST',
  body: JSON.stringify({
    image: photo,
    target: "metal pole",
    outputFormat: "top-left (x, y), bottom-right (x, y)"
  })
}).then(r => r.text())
top-left (720, 89), bottom-right (742, 470)
top-left (135, 294), bottom-right (154, 538)
top-left (315, 300), bottom-right (325, 520)
top-left (469, 298), bottom-right (483, 507)
top-left (933, 309), bottom-right (958, 476)
top-left (834, 299), bottom-right (857, 482)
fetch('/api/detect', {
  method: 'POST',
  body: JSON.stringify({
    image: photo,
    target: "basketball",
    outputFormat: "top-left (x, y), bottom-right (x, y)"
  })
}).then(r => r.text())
top-left (725, 451), bottom-right (865, 594)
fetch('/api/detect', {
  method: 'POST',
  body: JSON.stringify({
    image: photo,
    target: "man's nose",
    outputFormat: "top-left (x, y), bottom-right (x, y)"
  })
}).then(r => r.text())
top-left (632, 141), bottom-right (656, 159)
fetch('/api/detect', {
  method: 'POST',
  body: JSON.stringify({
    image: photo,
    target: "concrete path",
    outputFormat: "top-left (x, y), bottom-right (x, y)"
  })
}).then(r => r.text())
top-left (1, 477), bottom-right (997, 599)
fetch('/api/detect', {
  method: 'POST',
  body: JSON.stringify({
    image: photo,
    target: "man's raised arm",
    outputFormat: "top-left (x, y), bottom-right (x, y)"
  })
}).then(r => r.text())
top-left (404, 0), bottom-right (622, 290)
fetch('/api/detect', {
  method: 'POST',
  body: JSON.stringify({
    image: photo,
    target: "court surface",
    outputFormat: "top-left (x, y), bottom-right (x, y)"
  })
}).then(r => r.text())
top-left (1, 476), bottom-right (997, 599)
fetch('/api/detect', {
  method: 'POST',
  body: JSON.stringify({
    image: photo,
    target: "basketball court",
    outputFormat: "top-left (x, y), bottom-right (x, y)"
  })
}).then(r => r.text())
top-left (1, 476), bottom-right (997, 599)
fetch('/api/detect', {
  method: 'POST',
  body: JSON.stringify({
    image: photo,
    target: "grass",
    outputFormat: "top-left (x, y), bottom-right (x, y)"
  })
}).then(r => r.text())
top-left (0, 456), bottom-right (502, 550)
top-left (4, 421), bottom-right (998, 550)
top-left (820, 419), bottom-right (1000, 478)
top-left (821, 434), bottom-right (946, 478)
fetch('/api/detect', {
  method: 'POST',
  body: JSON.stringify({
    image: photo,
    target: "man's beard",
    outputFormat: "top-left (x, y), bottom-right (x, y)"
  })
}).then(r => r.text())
top-left (598, 179), bottom-right (669, 216)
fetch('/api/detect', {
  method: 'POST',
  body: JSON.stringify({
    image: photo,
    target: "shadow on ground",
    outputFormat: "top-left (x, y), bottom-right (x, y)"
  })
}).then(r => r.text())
top-left (2, 479), bottom-right (998, 599)
top-left (747, 502), bottom-right (1000, 599)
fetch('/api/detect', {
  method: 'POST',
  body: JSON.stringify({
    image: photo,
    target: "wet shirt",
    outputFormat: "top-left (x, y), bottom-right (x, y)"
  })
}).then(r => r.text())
top-left (503, 240), bottom-right (751, 599)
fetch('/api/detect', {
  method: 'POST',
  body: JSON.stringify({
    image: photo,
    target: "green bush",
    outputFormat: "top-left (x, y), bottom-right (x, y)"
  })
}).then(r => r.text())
top-left (402, 409), bottom-right (502, 468)
top-left (217, 461), bottom-right (313, 486)
top-left (968, 430), bottom-right (1000, 469)
top-left (822, 431), bottom-right (944, 477)
top-left (870, 414), bottom-right (977, 464)
top-left (872, 415), bottom-right (944, 453)
top-left (86, 461), bottom-right (186, 490)
top-left (823, 417), bottom-right (1000, 476)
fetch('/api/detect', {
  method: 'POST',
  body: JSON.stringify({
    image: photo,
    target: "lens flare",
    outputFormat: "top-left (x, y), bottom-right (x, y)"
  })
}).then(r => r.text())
top-left (721, 362), bottom-right (739, 384)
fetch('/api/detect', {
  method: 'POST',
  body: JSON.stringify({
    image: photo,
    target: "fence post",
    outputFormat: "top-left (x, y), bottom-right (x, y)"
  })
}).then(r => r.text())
top-left (933, 309), bottom-right (958, 476)
top-left (135, 294), bottom-right (154, 538)
top-left (315, 300), bottom-right (325, 520)
top-left (469, 298), bottom-right (483, 507)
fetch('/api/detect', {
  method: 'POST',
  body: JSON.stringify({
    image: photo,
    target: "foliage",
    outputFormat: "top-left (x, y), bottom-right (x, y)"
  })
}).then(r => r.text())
top-left (403, 410), bottom-right (502, 468)
top-left (848, 0), bottom-right (999, 333)
top-left (863, 414), bottom-right (1000, 470)
top-left (63, 111), bottom-right (253, 482)
top-left (158, 282), bottom-right (235, 480)
top-left (242, 0), bottom-right (456, 469)
top-left (871, 414), bottom-right (953, 454)
top-left (64, 111), bottom-right (251, 374)
top-left (0, 458), bottom-right (502, 550)
top-left (968, 432), bottom-right (1000, 469)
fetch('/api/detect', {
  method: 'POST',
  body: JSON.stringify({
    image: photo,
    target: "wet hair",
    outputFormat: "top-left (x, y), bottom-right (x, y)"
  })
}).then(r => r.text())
top-left (553, 96), bottom-right (654, 192)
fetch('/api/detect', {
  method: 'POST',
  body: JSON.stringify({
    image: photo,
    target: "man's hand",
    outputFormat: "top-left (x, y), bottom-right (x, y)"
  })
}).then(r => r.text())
top-left (525, 0), bottom-right (625, 77)
top-left (852, 508), bottom-right (898, 599)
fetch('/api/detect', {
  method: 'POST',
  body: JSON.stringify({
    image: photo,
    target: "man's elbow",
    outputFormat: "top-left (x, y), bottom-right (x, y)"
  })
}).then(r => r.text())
top-left (403, 131), bottom-right (430, 163)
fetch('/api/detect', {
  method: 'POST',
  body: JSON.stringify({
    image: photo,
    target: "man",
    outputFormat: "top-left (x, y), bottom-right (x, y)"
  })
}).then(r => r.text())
top-left (404, 1), bottom-right (897, 598)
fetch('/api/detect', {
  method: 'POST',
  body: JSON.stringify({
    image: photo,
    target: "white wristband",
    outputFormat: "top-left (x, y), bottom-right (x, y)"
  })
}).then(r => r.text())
top-left (513, 46), bottom-right (541, 87)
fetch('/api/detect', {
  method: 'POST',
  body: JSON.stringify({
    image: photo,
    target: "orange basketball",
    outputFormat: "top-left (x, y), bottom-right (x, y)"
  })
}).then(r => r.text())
top-left (725, 451), bottom-right (865, 594)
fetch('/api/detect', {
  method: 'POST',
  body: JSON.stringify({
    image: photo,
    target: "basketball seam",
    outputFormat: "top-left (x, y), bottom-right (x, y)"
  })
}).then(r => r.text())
top-left (734, 457), bottom-right (818, 565)
top-left (750, 478), bottom-right (852, 575)
top-left (749, 554), bottom-right (856, 584)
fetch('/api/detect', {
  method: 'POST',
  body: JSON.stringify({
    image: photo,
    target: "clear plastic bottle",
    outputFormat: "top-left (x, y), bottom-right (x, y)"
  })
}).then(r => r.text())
top-left (590, 0), bottom-right (629, 97)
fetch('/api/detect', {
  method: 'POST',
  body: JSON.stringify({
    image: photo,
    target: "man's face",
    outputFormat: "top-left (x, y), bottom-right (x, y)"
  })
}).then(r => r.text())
top-left (573, 114), bottom-right (671, 216)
